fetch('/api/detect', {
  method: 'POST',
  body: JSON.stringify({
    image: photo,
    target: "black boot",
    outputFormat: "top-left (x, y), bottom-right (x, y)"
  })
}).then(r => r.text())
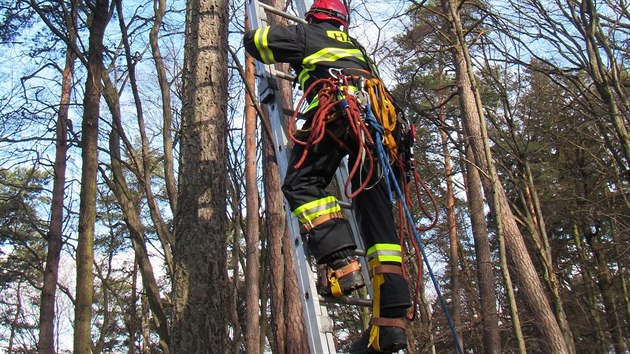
top-left (317, 257), bottom-right (365, 297)
top-left (348, 318), bottom-right (407, 353)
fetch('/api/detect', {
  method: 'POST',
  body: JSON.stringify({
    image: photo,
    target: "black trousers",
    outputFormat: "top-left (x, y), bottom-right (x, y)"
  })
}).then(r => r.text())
top-left (282, 121), bottom-right (411, 310)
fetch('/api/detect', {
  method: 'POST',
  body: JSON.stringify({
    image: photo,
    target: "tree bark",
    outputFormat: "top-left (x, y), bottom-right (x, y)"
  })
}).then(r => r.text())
top-left (74, 1), bottom-right (109, 352)
top-left (114, 0), bottom-right (175, 277)
top-left (572, 225), bottom-right (608, 354)
top-left (522, 161), bottom-right (575, 352)
top-left (38, 5), bottom-right (76, 353)
top-left (282, 225), bottom-right (309, 353)
top-left (171, 0), bottom-right (229, 352)
top-left (439, 91), bottom-right (463, 350)
top-left (461, 143), bottom-right (503, 354)
top-left (262, 127), bottom-right (287, 354)
top-left (102, 72), bottom-right (170, 352)
top-left (142, 295), bottom-right (151, 354)
top-left (586, 230), bottom-right (627, 354)
top-left (442, 0), bottom-right (570, 352)
top-left (150, 0), bottom-right (178, 215)
top-left (228, 223), bottom-right (242, 353)
top-left (257, 1), bottom-right (308, 351)
top-left (244, 42), bottom-right (261, 353)
top-left (260, 92), bottom-right (308, 354)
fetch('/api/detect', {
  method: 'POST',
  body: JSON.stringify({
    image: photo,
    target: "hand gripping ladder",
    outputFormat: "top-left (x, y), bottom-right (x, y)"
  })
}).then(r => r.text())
top-left (245, 1), bottom-right (373, 353)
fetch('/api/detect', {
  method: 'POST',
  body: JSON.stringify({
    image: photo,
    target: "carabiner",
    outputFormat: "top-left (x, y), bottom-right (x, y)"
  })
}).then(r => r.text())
top-left (328, 67), bottom-right (343, 80)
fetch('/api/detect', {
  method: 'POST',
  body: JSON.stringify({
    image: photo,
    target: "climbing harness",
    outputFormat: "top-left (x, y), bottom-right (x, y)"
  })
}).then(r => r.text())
top-left (289, 70), bottom-right (376, 199)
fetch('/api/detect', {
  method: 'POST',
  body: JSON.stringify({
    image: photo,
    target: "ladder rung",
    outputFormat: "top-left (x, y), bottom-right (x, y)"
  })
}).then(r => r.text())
top-left (273, 70), bottom-right (295, 82)
top-left (258, 1), bottom-right (307, 24)
top-left (339, 201), bottom-right (352, 209)
top-left (319, 295), bottom-right (373, 307)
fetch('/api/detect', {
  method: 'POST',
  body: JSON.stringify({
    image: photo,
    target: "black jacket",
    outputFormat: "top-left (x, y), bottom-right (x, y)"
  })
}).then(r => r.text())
top-left (244, 22), bottom-right (375, 106)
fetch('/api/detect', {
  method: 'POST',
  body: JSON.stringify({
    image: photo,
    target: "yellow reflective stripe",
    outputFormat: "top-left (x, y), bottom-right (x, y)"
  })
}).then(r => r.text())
top-left (254, 27), bottom-right (276, 64)
top-left (299, 205), bottom-right (341, 224)
top-left (367, 244), bottom-right (402, 263)
top-left (298, 47), bottom-right (365, 88)
top-left (294, 196), bottom-right (337, 216)
top-left (293, 196), bottom-right (341, 223)
top-left (304, 95), bottom-right (319, 113)
top-left (303, 48), bottom-right (365, 67)
top-left (298, 69), bottom-right (311, 90)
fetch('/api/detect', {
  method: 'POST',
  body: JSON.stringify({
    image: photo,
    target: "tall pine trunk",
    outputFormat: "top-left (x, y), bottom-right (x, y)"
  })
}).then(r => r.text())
top-left (441, 0), bottom-right (571, 352)
top-left (38, 5), bottom-right (76, 352)
top-left (585, 230), bottom-right (627, 354)
top-left (102, 73), bottom-right (170, 351)
top-left (150, 0), bottom-right (178, 216)
top-left (439, 95), bottom-right (463, 350)
top-left (244, 35), bottom-right (261, 353)
top-left (258, 1), bottom-right (308, 351)
top-left (74, 1), bottom-right (109, 352)
top-left (171, 0), bottom-right (229, 351)
top-left (521, 161), bottom-right (575, 351)
top-left (461, 142), bottom-right (503, 354)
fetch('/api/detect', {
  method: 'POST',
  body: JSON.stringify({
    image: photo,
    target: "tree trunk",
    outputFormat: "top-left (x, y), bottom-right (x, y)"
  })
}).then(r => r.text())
top-left (171, 0), bottom-right (229, 352)
top-left (129, 259), bottom-right (138, 354)
top-left (102, 72), bottom-right (171, 352)
top-left (586, 230), bottom-right (627, 354)
top-left (114, 0), bottom-right (175, 277)
top-left (142, 295), bottom-right (151, 354)
top-left (244, 44), bottom-right (261, 353)
top-left (74, 2), bottom-right (109, 352)
top-left (150, 0), bottom-right (178, 216)
top-left (262, 128), bottom-right (287, 354)
top-left (282, 225), bottom-right (309, 353)
top-left (522, 161), bottom-right (575, 352)
top-left (439, 98), bottom-right (463, 349)
top-left (228, 223), bottom-right (243, 353)
top-left (452, 104), bottom-right (502, 354)
top-left (8, 283), bottom-right (22, 353)
top-left (259, 94), bottom-right (308, 354)
top-left (257, 1), bottom-right (308, 350)
top-left (442, 0), bottom-right (570, 352)
top-left (461, 142), bottom-right (503, 354)
top-left (572, 225), bottom-right (608, 354)
top-left (38, 5), bottom-right (76, 352)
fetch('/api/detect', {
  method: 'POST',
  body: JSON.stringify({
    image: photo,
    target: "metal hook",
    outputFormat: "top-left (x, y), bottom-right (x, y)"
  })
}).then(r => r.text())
top-left (328, 67), bottom-right (343, 79)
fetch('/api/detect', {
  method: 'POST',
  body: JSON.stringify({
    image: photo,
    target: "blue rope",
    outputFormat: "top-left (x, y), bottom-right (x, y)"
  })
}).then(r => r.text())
top-left (364, 105), bottom-right (393, 203)
top-left (364, 105), bottom-right (465, 354)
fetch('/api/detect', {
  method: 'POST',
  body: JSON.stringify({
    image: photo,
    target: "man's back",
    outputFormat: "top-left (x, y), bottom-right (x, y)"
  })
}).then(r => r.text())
top-left (244, 22), bottom-right (373, 101)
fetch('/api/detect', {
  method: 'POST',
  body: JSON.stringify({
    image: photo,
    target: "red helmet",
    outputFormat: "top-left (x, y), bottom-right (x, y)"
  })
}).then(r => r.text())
top-left (305, 0), bottom-right (348, 27)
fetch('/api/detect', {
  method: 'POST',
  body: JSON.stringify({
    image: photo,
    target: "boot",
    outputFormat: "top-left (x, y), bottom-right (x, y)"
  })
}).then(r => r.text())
top-left (348, 318), bottom-right (407, 353)
top-left (317, 257), bottom-right (365, 297)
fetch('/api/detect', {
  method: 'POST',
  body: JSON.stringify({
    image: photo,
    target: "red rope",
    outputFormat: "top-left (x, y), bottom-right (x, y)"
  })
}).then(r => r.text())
top-left (287, 78), bottom-right (376, 198)
top-left (395, 155), bottom-right (440, 322)
top-left (288, 74), bottom-right (441, 324)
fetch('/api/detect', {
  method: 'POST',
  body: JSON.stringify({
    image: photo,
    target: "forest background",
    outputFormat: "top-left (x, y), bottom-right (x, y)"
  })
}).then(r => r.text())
top-left (0, 0), bottom-right (628, 353)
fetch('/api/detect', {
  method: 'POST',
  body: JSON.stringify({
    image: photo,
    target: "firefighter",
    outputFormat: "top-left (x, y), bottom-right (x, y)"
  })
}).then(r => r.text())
top-left (244, 0), bottom-right (410, 352)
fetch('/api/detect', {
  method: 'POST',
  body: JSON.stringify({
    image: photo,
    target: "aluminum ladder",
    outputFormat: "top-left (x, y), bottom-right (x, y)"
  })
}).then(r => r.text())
top-left (245, 1), bottom-right (373, 353)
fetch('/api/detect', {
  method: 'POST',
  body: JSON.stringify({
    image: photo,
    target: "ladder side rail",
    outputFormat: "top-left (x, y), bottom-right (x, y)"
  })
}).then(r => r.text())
top-left (335, 159), bottom-right (374, 300)
top-left (259, 2), bottom-right (306, 24)
top-left (246, 1), bottom-right (337, 352)
top-left (261, 75), bottom-right (337, 353)
top-left (246, 1), bottom-right (293, 81)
